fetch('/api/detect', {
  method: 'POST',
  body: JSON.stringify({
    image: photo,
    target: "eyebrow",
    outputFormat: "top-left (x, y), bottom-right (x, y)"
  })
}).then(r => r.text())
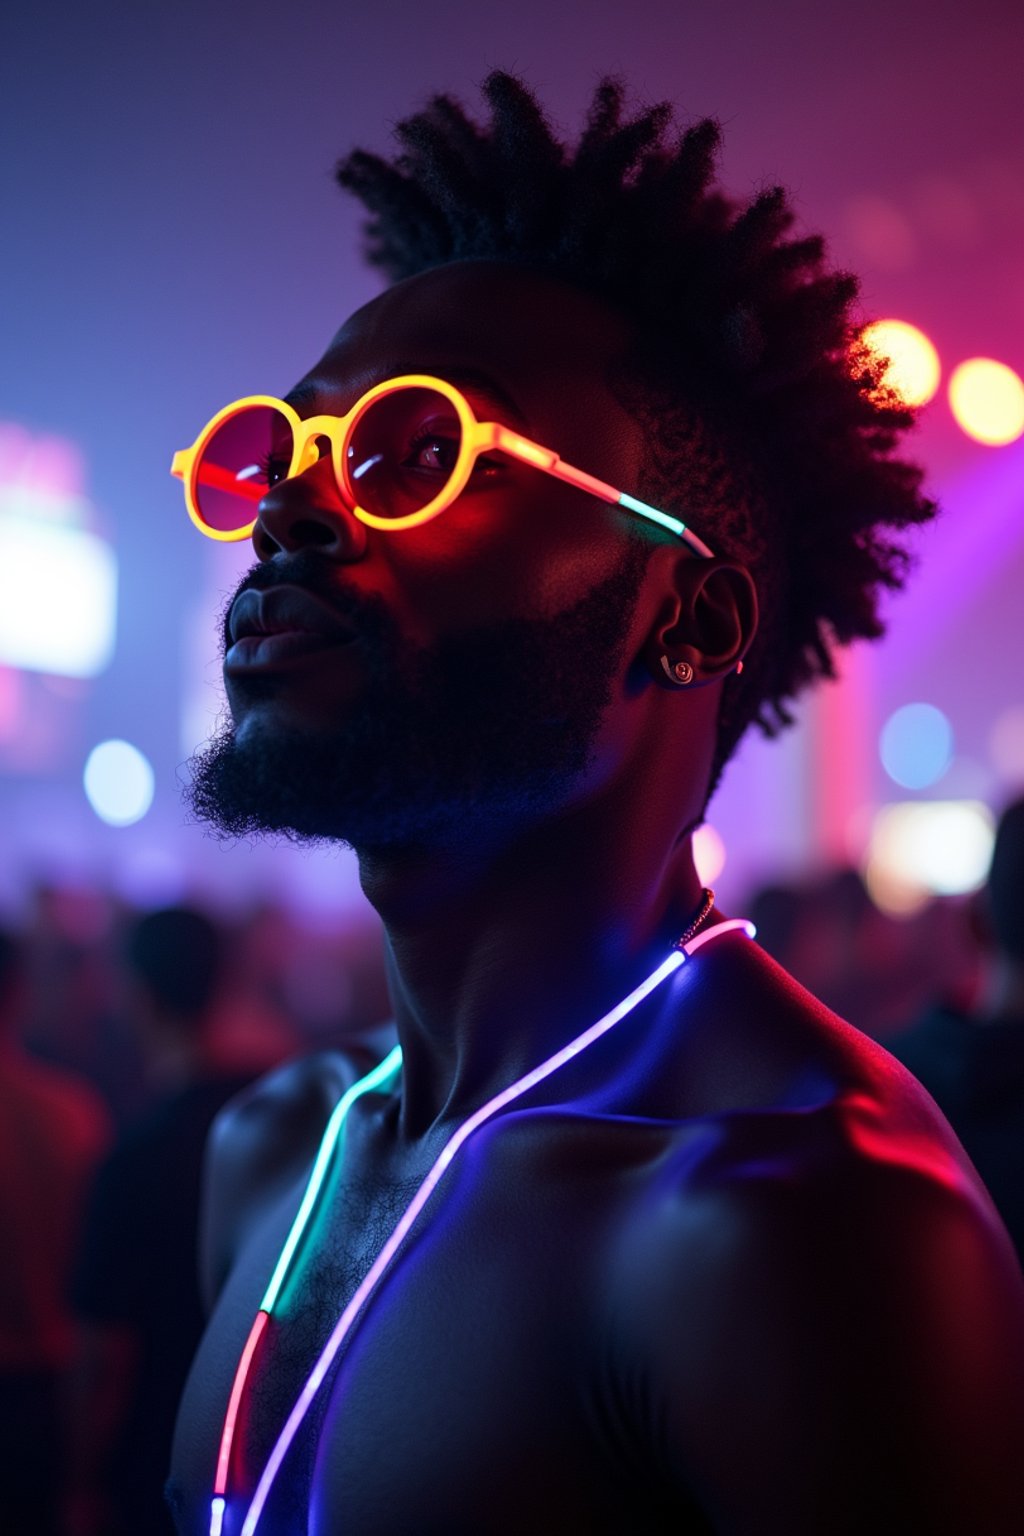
top-left (283, 368), bottom-right (529, 428)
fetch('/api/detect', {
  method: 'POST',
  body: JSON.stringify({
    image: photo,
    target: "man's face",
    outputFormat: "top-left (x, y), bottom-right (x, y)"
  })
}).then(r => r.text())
top-left (186, 262), bottom-right (665, 853)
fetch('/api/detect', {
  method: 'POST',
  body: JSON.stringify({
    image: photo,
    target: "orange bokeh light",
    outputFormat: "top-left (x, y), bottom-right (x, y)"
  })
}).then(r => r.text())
top-left (860, 319), bottom-right (941, 407)
top-left (948, 357), bottom-right (1024, 446)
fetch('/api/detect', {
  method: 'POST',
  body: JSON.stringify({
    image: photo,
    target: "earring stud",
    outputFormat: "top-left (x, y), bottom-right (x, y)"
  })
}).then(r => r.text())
top-left (660, 656), bottom-right (694, 686)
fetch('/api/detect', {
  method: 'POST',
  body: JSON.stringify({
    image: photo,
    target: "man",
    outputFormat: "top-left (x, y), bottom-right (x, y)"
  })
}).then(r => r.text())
top-left (890, 796), bottom-right (1024, 1262)
top-left (168, 75), bottom-right (1024, 1533)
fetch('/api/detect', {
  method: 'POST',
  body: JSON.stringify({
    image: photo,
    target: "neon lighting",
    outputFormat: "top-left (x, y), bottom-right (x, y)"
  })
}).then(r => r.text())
top-left (205, 1050), bottom-right (405, 1535)
top-left (212, 1310), bottom-right (269, 1501)
top-left (236, 920), bottom-right (753, 1534)
top-left (682, 917), bottom-right (755, 955)
top-left (260, 1047), bottom-right (403, 1313)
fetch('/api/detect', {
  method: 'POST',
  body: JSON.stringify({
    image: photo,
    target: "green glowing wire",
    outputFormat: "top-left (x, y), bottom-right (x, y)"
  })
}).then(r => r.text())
top-left (259, 1045), bottom-right (404, 1313)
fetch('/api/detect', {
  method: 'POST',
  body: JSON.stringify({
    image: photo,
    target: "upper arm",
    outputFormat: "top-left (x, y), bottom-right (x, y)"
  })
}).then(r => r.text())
top-left (627, 1124), bottom-right (1024, 1534)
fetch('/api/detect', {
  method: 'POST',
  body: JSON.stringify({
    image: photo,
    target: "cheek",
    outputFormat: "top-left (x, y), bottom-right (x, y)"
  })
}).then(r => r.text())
top-left (380, 485), bottom-right (628, 637)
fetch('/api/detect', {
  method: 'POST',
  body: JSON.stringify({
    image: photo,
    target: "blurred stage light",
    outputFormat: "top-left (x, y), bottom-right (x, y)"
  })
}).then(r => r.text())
top-left (990, 704), bottom-right (1024, 784)
top-left (0, 421), bottom-right (117, 677)
top-left (0, 516), bottom-right (117, 676)
top-left (949, 358), bottom-right (1024, 445)
top-left (878, 702), bottom-right (953, 789)
top-left (864, 800), bottom-right (994, 915)
top-left (693, 823), bottom-right (726, 885)
top-left (861, 319), bottom-right (941, 406)
top-left (84, 739), bottom-right (155, 826)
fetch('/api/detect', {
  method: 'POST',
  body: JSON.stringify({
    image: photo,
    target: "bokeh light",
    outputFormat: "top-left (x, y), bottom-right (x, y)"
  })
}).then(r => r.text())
top-left (949, 357), bottom-right (1024, 446)
top-left (861, 319), bottom-right (941, 406)
top-left (878, 702), bottom-right (953, 790)
top-left (990, 705), bottom-right (1024, 785)
top-left (864, 800), bottom-right (994, 916)
top-left (693, 822), bottom-right (726, 885)
top-left (83, 739), bottom-right (155, 826)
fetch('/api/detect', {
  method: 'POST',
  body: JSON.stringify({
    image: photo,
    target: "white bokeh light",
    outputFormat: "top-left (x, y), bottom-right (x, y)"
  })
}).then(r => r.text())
top-left (693, 823), bottom-right (726, 885)
top-left (864, 800), bottom-right (994, 916)
top-left (0, 509), bottom-right (117, 677)
top-left (83, 739), bottom-right (155, 826)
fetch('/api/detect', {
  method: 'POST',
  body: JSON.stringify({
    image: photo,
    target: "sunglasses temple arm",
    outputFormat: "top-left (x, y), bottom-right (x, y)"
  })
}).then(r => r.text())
top-left (492, 429), bottom-right (712, 557)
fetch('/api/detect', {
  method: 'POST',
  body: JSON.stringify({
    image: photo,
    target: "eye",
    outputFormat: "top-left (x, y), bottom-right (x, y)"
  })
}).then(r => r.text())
top-left (403, 429), bottom-right (461, 474)
top-left (257, 451), bottom-right (292, 488)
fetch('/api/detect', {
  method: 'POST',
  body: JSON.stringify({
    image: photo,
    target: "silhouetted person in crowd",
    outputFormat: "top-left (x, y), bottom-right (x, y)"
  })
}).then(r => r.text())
top-left (0, 925), bottom-right (110, 1536)
top-left (70, 907), bottom-right (254, 1535)
top-left (890, 795), bottom-right (1024, 1262)
top-left (166, 75), bottom-right (1024, 1533)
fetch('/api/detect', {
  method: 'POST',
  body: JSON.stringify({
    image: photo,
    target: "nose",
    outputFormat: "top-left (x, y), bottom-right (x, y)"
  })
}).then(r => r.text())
top-left (251, 452), bottom-right (368, 563)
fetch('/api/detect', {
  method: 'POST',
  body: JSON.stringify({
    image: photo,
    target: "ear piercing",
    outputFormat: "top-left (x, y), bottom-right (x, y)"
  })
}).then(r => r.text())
top-left (660, 656), bottom-right (694, 686)
top-left (660, 656), bottom-right (746, 684)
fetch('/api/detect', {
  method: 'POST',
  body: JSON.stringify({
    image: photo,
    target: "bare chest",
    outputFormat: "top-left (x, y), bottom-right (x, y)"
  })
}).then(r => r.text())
top-left (168, 1112), bottom-right (706, 1535)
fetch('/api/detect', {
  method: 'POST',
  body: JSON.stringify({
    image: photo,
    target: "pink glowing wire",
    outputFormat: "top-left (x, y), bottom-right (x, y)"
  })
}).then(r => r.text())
top-left (213, 1310), bottom-right (269, 1495)
top-left (238, 918), bottom-right (754, 1534)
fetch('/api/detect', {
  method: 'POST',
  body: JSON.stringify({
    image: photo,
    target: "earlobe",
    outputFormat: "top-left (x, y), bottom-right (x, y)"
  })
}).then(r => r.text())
top-left (649, 556), bottom-right (758, 686)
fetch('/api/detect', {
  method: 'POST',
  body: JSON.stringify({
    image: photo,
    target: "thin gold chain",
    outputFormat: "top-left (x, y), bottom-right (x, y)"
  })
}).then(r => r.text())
top-left (675, 887), bottom-right (716, 948)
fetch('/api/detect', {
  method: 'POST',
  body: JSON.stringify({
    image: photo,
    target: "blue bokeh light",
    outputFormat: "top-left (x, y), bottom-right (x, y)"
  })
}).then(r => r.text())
top-left (83, 739), bottom-right (155, 826)
top-left (879, 703), bottom-right (954, 790)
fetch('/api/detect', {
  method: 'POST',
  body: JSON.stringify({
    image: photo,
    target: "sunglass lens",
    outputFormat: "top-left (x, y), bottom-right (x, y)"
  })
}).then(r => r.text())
top-left (347, 388), bottom-right (462, 522)
top-left (195, 405), bottom-right (293, 533)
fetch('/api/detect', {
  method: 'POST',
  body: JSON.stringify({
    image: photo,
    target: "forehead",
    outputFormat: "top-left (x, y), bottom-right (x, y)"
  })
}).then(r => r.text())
top-left (305, 261), bottom-right (643, 476)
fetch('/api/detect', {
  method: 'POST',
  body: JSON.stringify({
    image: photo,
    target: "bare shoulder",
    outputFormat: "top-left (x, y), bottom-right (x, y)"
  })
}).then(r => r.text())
top-left (613, 938), bottom-right (1024, 1532)
top-left (199, 1037), bottom-right (394, 1309)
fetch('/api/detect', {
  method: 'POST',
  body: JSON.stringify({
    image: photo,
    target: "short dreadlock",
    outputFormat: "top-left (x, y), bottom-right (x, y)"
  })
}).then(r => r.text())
top-left (336, 71), bottom-right (937, 800)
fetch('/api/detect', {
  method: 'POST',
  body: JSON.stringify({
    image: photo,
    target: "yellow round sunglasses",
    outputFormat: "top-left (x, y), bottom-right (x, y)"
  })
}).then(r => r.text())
top-left (170, 373), bottom-right (714, 556)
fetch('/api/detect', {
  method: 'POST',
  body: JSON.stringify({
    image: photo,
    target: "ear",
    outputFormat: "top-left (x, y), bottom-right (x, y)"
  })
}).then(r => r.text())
top-left (644, 554), bottom-right (758, 686)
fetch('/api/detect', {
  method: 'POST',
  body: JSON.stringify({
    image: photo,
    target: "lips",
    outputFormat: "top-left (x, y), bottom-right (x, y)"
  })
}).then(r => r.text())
top-left (225, 584), bottom-right (357, 671)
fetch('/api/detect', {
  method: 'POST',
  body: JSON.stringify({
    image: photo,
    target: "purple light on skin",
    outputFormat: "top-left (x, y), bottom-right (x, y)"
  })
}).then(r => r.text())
top-left (238, 919), bottom-right (754, 1535)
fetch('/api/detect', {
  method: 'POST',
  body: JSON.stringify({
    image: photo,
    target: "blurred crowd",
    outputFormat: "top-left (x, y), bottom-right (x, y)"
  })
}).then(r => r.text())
top-left (2, 797), bottom-right (1023, 1534)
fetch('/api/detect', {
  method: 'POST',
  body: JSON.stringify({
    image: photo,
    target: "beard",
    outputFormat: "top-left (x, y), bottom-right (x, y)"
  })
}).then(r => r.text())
top-left (183, 542), bottom-right (650, 854)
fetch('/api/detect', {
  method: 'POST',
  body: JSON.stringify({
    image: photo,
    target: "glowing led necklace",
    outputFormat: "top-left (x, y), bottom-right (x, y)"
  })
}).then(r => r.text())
top-left (210, 907), bottom-right (755, 1536)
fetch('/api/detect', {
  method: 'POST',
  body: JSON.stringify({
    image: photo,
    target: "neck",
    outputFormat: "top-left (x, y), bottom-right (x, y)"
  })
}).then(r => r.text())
top-left (358, 779), bottom-right (706, 1139)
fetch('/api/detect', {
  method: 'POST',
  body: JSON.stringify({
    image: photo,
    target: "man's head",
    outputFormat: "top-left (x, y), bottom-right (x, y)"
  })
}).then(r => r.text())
top-left (125, 906), bottom-right (224, 1035)
top-left (185, 74), bottom-right (934, 854)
